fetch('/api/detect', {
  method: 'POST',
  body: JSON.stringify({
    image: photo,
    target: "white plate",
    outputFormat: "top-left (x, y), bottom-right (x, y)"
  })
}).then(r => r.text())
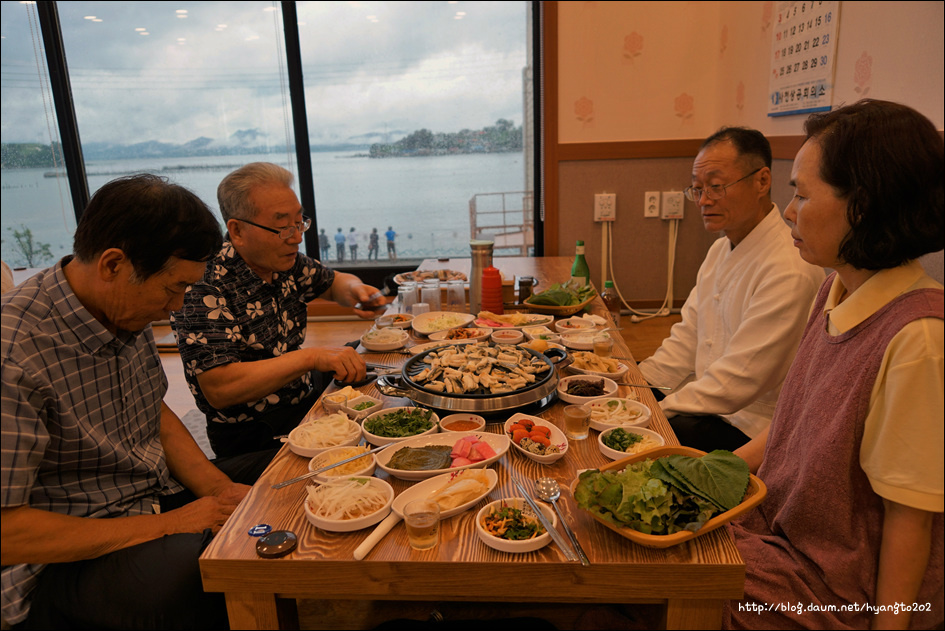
top-left (375, 431), bottom-right (510, 481)
top-left (286, 416), bottom-right (362, 458)
top-left (567, 361), bottom-right (630, 381)
top-left (338, 395), bottom-right (383, 422)
top-left (475, 497), bottom-right (556, 553)
top-left (473, 313), bottom-right (554, 330)
top-left (521, 325), bottom-right (557, 340)
top-left (504, 414), bottom-right (569, 464)
top-left (392, 469), bottom-right (499, 519)
top-left (361, 407), bottom-right (440, 446)
top-left (394, 270), bottom-right (467, 285)
top-left (361, 327), bottom-right (410, 351)
top-left (427, 327), bottom-right (492, 343)
top-left (303, 477), bottom-right (394, 532)
top-left (587, 397), bottom-right (652, 431)
top-left (559, 331), bottom-right (605, 351)
top-left (554, 317), bottom-right (597, 334)
top-left (597, 427), bottom-right (666, 460)
top-left (411, 311), bottom-right (476, 335)
top-left (557, 375), bottom-right (619, 404)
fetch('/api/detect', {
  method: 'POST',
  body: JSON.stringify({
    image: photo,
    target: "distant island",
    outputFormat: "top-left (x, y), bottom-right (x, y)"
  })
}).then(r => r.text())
top-left (0, 120), bottom-right (523, 169)
top-left (368, 119), bottom-right (522, 158)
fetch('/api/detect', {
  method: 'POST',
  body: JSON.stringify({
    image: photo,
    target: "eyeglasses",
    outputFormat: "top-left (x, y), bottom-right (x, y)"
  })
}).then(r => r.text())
top-left (684, 168), bottom-right (762, 202)
top-left (239, 214), bottom-right (312, 240)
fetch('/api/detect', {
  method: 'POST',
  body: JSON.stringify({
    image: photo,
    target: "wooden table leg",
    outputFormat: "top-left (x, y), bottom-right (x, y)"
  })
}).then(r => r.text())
top-left (224, 592), bottom-right (300, 630)
top-left (664, 598), bottom-right (724, 630)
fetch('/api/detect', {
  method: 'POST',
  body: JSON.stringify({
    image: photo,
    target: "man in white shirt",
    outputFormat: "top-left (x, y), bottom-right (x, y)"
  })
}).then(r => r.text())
top-left (638, 127), bottom-right (824, 451)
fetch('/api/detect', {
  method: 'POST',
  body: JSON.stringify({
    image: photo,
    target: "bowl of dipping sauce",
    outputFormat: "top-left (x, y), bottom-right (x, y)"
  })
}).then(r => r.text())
top-left (439, 414), bottom-right (487, 433)
top-left (491, 329), bottom-right (524, 345)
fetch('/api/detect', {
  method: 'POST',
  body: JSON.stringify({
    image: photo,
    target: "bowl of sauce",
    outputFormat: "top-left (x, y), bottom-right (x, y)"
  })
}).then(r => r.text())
top-left (439, 414), bottom-right (487, 433)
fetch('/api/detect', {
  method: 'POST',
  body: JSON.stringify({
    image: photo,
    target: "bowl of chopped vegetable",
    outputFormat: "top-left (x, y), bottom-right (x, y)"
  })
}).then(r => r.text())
top-left (598, 427), bottom-right (665, 460)
top-left (376, 313), bottom-right (414, 329)
top-left (557, 375), bottom-right (618, 404)
top-left (286, 413), bottom-right (362, 458)
top-left (554, 316), bottom-right (596, 334)
top-left (361, 406), bottom-right (440, 446)
top-left (308, 445), bottom-right (376, 482)
top-left (587, 398), bottom-right (651, 431)
top-left (504, 414), bottom-right (569, 464)
top-left (340, 395), bottom-right (383, 422)
top-left (475, 497), bottom-right (556, 553)
top-left (304, 477), bottom-right (394, 532)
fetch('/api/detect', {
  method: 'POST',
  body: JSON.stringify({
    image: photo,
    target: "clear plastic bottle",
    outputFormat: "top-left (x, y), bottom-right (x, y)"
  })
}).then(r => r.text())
top-left (570, 240), bottom-right (590, 286)
top-left (600, 280), bottom-right (622, 328)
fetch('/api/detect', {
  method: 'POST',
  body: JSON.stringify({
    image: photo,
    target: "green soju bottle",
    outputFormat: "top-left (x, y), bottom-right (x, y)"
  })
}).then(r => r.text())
top-left (570, 240), bottom-right (590, 286)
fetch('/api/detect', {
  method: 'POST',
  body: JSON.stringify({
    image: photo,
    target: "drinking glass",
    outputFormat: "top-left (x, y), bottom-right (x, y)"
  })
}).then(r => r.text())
top-left (403, 499), bottom-right (440, 551)
top-left (445, 280), bottom-right (466, 312)
top-left (420, 279), bottom-right (442, 311)
top-left (563, 404), bottom-right (591, 440)
top-left (399, 282), bottom-right (419, 313)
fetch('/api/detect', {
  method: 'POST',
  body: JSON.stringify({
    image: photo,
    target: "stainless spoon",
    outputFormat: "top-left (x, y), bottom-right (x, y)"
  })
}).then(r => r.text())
top-left (534, 477), bottom-right (590, 567)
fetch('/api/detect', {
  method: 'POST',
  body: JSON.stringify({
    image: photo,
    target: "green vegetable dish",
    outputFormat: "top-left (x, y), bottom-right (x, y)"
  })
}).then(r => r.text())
top-left (363, 408), bottom-right (435, 438)
top-left (574, 451), bottom-right (750, 536)
top-left (524, 280), bottom-right (596, 307)
top-left (353, 401), bottom-right (377, 411)
top-left (602, 428), bottom-right (644, 452)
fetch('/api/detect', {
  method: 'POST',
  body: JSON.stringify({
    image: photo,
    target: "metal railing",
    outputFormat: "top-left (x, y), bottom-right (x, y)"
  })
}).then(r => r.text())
top-left (469, 190), bottom-right (534, 256)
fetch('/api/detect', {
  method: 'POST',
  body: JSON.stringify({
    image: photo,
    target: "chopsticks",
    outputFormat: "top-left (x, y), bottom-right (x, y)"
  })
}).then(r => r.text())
top-left (271, 444), bottom-right (389, 489)
top-left (508, 475), bottom-right (580, 563)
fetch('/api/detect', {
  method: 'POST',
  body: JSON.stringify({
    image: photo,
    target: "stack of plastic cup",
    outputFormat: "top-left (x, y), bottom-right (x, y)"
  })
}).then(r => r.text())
top-left (480, 266), bottom-right (504, 314)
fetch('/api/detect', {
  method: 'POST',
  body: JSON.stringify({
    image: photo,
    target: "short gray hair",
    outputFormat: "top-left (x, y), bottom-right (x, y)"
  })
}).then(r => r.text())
top-left (217, 162), bottom-right (294, 222)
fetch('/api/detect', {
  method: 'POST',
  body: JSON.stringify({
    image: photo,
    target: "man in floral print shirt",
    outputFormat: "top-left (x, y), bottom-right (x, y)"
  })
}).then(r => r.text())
top-left (173, 163), bottom-right (385, 458)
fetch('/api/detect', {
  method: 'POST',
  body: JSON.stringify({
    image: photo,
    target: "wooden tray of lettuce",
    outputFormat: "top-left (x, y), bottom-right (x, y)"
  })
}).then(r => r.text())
top-left (522, 282), bottom-right (597, 316)
top-left (570, 446), bottom-right (766, 548)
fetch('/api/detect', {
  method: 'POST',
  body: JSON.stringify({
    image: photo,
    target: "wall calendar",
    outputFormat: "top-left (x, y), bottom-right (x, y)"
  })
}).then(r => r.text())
top-left (768, 1), bottom-right (840, 117)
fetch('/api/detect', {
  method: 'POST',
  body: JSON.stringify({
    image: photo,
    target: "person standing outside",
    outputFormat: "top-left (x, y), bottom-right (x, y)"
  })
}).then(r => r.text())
top-left (347, 227), bottom-right (359, 262)
top-left (173, 163), bottom-right (384, 459)
top-left (368, 227), bottom-right (380, 261)
top-left (2, 174), bottom-right (246, 629)
top-left (318, 228), bottom-right (330, 261)
top-left (385, 225), bottom-right (397, 260)
top-left (638, 127), bottom-right (824, 452)
top-left (334, 227), bottom-right (345, 262)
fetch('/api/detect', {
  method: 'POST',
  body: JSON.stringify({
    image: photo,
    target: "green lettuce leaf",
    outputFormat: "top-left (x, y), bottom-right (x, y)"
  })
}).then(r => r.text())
top-left (653, 450), bottom-right (749, 511)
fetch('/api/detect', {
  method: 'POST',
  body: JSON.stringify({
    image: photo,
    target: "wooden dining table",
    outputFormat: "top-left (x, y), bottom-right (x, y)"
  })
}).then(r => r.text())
top-left (198, 256), bottom-right (745, 630)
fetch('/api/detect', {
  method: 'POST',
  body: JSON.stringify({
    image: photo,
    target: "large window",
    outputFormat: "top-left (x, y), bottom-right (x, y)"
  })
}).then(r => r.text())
top-left (0, 1), bottom-right (537, 271)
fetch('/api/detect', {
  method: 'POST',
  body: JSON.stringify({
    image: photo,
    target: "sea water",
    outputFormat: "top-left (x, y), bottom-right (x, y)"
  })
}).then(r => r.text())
top-left (0, 151), bottom-right (528, 267)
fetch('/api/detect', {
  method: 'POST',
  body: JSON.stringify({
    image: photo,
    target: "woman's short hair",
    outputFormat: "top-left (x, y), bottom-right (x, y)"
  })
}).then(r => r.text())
top-left (804, 99), bottom-right (944, 270)
top-left (73, 174), bottom-right (222, 280)
top-left (217, 162), bottom-right (294, 223)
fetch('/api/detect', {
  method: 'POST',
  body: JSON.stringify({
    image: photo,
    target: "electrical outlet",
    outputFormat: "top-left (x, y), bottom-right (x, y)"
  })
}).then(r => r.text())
top-left (594, 193), bottom-right (616, 222)
top-left (644, 191), bottom-right (660, 218)
top-left (661, 191), bottom-right (684, 220)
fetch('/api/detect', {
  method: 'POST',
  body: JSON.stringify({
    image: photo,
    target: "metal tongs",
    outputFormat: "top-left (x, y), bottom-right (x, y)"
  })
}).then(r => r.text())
top-left (271, 444), bottom-right (389, 489)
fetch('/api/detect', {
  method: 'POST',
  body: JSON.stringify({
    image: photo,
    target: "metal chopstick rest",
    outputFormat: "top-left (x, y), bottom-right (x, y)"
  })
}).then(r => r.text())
top-left (271, 444), bottom-right (389, 489)
top-left (509, 477), bottom-right (580, 563)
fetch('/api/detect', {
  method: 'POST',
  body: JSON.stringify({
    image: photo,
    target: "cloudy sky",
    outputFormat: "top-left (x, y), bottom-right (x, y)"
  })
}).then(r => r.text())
top-left (1, 1), bottom-right (529, 148)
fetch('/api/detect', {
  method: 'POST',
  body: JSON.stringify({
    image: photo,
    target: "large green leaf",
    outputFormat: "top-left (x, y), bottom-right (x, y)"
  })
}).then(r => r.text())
top-left (653, 450), bottom-right (749, 511)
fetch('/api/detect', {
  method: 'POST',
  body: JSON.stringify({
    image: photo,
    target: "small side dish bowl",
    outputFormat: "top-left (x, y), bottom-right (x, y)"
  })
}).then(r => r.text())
top-left (476, 497), bottom-right (556, 554)
top-left (361, 327), bottom-right (410, 352)
top-left (428, 327), bottom-right (492, 343)
top-left (286, 414), bottom-right (361, 458)
top-left (557, 375), bottom-right (619, 404)
top-left (361, 406), bottom-right (440, 446)
top-left (375, 313), bottom-right (414, 329)
top-left (439, 413), bottom-right (487, 433)
top-left (307, 445), bottom-right (377, 482)
top-left (491, 329), bottom-right (524, 345)
top-left (587, 397), bottom-right (652, 431)
top-left (555, 317), bottom-right (596, 334)
top-left (597, 426), bottom-right (666, 460)
top-left (340, 395), bottom-right (383, 422)
top-left (559, 331), bottom-right (600, 351)
top-left (504, 414), bottom-right (569, 464)
top-left (303, 476), bottom-right (394, 532)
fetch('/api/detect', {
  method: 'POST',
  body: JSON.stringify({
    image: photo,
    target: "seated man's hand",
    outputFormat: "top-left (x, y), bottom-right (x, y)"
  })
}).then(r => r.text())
top-left (167, 494), bottom-right (244, 535)
top-left (310, 346), bottom-right (367, 383)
